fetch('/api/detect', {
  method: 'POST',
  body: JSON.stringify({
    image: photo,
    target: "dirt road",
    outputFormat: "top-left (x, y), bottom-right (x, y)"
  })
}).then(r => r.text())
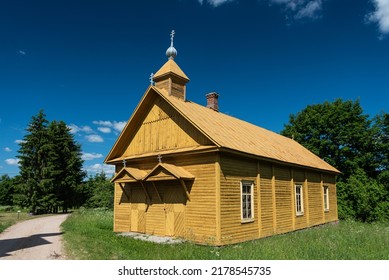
top-left (0, 214), bottom-right (69, 260)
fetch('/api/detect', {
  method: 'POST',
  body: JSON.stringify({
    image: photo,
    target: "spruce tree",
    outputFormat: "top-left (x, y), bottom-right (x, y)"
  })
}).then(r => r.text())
top-left (17, 110), bottom-right (51, 214)
top-left (16, 111), bottom-right (86, 213)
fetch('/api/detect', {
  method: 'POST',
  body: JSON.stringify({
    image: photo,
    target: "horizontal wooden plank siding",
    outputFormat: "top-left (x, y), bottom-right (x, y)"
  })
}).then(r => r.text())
top-left (307, 172), bottom-right (324, 226)
top-left (274, 165), bottom-right (293, 234)
top-left (219, 155), bottom-right (259, 245)
top-left (259, 163), bottom-right (274, 237)
top-left (113, 183), bottom-right (131, 232)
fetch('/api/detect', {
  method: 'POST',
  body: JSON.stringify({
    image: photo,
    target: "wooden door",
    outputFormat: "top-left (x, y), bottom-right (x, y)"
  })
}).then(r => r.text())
top-left (164, 184), bottom-right (186, 237)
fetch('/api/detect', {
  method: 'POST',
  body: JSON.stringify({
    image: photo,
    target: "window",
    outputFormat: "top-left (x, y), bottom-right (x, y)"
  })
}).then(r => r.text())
top-left (241, 181), bottom-right (254, 221)
top-left (323, 186), bottom-right (329, 211)
top-left (295, 184), bottom-right (304, 216)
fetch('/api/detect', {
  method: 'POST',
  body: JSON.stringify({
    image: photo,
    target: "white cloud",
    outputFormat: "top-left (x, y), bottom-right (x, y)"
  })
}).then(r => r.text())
top-left (17, 50), bottom-right (26, 56)
top-left (92, 120), bottom-right (126, 133)
top-left (367, 0), bottom-right (389, 35)
top-left (5, 158), bottom-right (20, 166)
top-left (269, 0), bottom-right (323, 20)
top-left (198, 0), bottom-right (234, 7)
top-left (113, 121), bottom-right (126, 133)
top-left (97, 127), bottom-right (112, 134)
top-left (295, 0), bottom-right (322, 19)
top-left (85, 163), bottom-right (115, 176)
top-left (4, 147), bottom-right (12, 152)
top-left (82, 152), bottom-right (104, 161)
top-left (86, 134), bottom-right (104, 143)
top-left (93, 120), bottom-right (113, 127)
top-left (68, 124), bottom-right (94, 134)
top-left (14, 139), bottom-right (26, 144)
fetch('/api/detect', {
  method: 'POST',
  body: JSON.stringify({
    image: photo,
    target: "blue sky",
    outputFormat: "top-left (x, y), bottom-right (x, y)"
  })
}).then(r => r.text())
top-left (1, 0), bottom-right (389, 177)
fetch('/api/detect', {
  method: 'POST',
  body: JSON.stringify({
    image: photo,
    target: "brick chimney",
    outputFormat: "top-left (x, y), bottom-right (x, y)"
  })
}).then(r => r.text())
top-left (206, 92), bottom-right (219, 112)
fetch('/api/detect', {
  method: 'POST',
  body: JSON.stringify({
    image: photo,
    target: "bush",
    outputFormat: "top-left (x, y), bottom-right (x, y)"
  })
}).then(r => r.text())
top-left (337, 169), bottom-right (388, 222)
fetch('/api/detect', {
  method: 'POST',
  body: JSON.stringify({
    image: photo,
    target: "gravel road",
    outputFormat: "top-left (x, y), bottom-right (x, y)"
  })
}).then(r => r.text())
top-left (0, 214), bottom-right (69, 260)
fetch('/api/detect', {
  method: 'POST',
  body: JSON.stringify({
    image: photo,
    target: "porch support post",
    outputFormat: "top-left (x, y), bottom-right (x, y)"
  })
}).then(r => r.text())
top-left (179, 179), bottom-right (191, 201)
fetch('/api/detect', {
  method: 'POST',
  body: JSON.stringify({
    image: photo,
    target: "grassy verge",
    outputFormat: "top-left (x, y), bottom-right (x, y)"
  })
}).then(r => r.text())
top-left (0, 211), bottom-right (35, 233)
top-left (62, 209), bottom-right (389, 260)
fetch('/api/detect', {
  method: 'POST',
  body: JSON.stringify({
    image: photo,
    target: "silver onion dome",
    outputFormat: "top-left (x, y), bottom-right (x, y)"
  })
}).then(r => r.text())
top-left (166, 30), bottom-right (177, 60)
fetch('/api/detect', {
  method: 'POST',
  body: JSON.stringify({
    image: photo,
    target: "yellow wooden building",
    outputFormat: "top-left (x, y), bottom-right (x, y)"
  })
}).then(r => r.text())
top-left (105, 32), bottom-right (340, 246)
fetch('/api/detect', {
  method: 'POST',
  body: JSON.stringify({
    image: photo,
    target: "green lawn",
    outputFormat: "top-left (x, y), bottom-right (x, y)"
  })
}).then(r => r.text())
top-left (62, 209), bottom-right (389, 260)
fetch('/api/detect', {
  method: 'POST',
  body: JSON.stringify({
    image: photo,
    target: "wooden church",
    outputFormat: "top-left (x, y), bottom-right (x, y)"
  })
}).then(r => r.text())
top-left (105, 31), bottom-right (340, 246)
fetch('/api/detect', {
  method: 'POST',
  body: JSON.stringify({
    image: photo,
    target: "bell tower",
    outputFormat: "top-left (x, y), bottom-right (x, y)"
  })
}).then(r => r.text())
top-left (152, 30), bottom-right (190, 101)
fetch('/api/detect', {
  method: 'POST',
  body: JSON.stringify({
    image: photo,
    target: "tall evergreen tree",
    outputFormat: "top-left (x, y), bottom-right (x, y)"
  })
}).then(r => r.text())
top-left (48, 121), bottom-right (85, 212)
top-left (17, 110), bottom-right (51, 214)
top-left (16, 110), bottom-right (86, 213)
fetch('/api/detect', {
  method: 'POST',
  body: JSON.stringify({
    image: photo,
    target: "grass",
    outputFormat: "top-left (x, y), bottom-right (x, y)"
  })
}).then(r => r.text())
top-left (0, 211), bottom-right (35, 233)
top-left (62, 209), bottom-right (389, 260)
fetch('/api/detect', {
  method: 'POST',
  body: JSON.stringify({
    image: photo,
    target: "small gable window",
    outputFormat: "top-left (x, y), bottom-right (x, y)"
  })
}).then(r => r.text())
top-left (295, 184), bottom-right (304, 216)
top-left (241, 181), bottom-right (254, 222)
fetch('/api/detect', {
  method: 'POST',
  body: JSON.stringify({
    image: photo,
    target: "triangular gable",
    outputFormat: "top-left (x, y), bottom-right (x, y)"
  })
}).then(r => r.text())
top-left (111, 167), bottom-right (147, 183)
top-left (143, 163), bottom-right (195, 182)
top-left (105, 86), bottom-right (216, 163)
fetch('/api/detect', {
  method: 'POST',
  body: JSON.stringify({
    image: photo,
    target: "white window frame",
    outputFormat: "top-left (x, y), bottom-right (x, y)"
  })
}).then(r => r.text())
top-left (241, 180), bottom-right (254, 222)
top-left (295, 184), bottom-right (304, 216)
top-left (323, 186), bottom-right (329, 212)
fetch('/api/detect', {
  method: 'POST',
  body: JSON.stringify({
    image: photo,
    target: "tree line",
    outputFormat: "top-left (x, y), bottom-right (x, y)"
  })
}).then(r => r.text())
top-left (282, 99), bottom-right (388, 222)
top-left (0, 110), bottom-right (113, 213)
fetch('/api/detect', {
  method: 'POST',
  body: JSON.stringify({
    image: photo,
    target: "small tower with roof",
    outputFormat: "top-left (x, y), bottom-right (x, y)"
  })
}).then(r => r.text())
top-left (153, 30), bottom-right (190, 101)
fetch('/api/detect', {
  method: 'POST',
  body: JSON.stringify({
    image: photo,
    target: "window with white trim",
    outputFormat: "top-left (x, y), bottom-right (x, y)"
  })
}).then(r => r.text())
top-left (323, 186), bottom-right (329, 211)
top-left (241, 181), bottom-right (254, 221)
top-left (295, 184), bottom-right (304, 216)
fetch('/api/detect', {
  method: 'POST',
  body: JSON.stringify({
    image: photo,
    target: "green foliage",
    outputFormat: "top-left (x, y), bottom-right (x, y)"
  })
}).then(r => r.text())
top-left (282, 99), bottom-right (389, 222)
top-left (83, 172), bottom-right (114, 209)
top-left (15, 110), bottom-right (86, 214)
top-left (62, 210), bottom-right (389, 260)
top-left (282, 99), bottom-right (377, 179)
top-left (337, 169), bottom-right (388, 222)
top-left (0, 175), bottom-right (14, 206)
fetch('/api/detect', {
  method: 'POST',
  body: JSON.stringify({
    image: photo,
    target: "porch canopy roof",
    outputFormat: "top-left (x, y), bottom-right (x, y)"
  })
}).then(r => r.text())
top-left (111, 163), bottom-right (194, 184)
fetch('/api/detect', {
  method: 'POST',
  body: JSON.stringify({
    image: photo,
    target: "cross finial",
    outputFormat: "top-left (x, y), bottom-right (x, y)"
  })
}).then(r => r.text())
top-left (122, 159), bottom-right (126, 167)
top-left (149, 73), bottom-right (155, 85)
top-left (166, 30), bottom-right (177, 60)
top-left (157, 154), bottom-right (162, 163)
top-left (170, 30), bottom-right (175, 46)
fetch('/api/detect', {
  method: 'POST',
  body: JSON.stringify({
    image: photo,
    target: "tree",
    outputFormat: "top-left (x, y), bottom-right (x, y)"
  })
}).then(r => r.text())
top-left (16, 110), bottom-right (86, 214)
top-left (48, 121), bottom-right (85, 212)
top-left (83, 172), bottom-right (114, 209)
top-left (281, 99), bottom-right (389, 222)
top-left (17, 110), bottom-right (51, 214)
top-left (337, 169), bottom-right (388, 222)
top-left (0, 175), bottom-right (14, 206)
top-left (281, 99), bottom-right (377, 180)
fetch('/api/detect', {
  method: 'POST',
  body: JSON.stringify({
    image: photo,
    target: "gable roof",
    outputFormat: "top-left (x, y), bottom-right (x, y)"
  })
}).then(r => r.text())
top-left (155, 87), bottom-right (340, 174)
top-left (105, 86), bottom-right (340, 174)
